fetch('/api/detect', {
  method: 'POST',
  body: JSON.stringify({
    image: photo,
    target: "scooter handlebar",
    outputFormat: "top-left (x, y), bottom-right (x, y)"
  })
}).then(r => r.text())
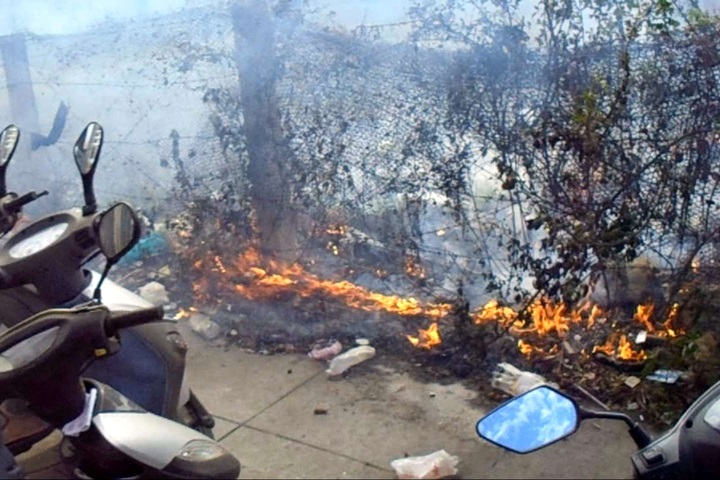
top-left (4, 190), bottom-right (48, 213)
top-left (105, 305), bottom-right (165, 336)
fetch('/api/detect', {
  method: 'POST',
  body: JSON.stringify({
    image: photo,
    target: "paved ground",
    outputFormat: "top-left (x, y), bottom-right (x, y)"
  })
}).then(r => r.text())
top-left (18, 324), bottom-right (639, 479)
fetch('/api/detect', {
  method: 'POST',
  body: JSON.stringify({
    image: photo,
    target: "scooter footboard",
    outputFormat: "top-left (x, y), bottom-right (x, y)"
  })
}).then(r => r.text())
top-left (83, 321), bottom-right (186, 419)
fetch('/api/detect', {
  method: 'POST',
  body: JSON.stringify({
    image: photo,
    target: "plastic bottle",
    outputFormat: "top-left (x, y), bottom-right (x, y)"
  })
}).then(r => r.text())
top-left (491, 362), bottom-right (558, 396)
top-left (326, 346), bottom-right (376, 376)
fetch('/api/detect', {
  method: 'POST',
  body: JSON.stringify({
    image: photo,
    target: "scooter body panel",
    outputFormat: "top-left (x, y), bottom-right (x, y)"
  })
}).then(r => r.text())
top-left (81, 272), bottom-right (191, 419)
top-left (92, 411), bottom-right (210, 470)
top-left (0, 271), bottom-right (193, 423)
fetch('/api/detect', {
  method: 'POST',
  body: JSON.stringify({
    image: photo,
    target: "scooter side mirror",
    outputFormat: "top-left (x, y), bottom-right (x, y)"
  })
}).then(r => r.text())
top-left (73, 122), bottom-right (103, 215)
top-left (476, 386), bottom-right (580, 454)
top-left (0, 125), bottom-right (20, 197)
top-left (95, 202), bottom-right (142, 264)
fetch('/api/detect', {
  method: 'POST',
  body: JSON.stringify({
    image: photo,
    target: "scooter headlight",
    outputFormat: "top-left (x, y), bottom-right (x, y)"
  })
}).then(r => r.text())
top-left (177, 439), bottom-right (228, 462)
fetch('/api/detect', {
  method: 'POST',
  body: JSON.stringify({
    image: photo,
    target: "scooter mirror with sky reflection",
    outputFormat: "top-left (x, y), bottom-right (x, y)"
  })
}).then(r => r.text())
top-left (476, 386), bottom-right (580, 454)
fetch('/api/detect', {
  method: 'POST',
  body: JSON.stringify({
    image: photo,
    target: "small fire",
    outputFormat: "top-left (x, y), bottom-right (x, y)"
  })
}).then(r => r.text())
top-left (617, 334), bottom-right (647, 361)
top-left (633, 302), bottom-right (682, 338)
top-left (518, 339), bottom-right (559, 358)
top-left (404, 256), bottom-right (426, 279)
top-left (472, 300), bottom-right (518, 327)
top-left (475, 299), bottom-right (584, 337)
top-left (173, 306), bottom-right (198, 320)
top-left (593, 333), bottom-right (647, 361)
top-left (586, 304), bottom-right (605, 329)
top-left (407, 322), bottom-right (442, 349)
top-left (326, 225), bottom-right (349, 236)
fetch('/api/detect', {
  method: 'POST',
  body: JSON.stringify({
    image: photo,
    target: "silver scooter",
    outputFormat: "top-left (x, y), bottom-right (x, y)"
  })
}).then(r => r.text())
top-left (0, 123), bottom-right (214, 454)
top-left (0, 202), bottom-right (240, 479)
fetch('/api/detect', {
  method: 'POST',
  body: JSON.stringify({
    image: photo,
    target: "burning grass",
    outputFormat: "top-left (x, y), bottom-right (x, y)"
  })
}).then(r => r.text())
top-left (129, 222), bottom-right (715, 428)
top-left (185, 245), bottom-right (684, 366)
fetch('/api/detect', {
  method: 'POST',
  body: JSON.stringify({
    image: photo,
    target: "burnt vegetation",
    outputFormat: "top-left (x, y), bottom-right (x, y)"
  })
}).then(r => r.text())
top-left (138, 0), bottom-right (720, 424)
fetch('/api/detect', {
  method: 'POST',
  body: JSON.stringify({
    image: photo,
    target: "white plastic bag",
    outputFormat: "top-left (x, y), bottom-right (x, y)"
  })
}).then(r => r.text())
top-left (491, 362), bottom-right (558, 396)
top-left (391, 450), bottom-right (459, 479)
top-left (326, 345), bottom-right (375, 376)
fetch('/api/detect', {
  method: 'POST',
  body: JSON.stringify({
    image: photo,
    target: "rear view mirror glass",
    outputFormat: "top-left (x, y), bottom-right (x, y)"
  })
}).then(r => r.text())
top-left (0, 125), bottom-right (20, 167)
top-left (96, 202), bottom-right (141, 263)
top-left (73, 122), bottom-right (103, 175)
top-left (476, 386), bottom-right (579, 454)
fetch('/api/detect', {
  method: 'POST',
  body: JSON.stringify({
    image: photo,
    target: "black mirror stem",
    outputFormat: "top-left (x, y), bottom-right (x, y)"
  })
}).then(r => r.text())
top-left (82, 175), bottom-right (97, 216)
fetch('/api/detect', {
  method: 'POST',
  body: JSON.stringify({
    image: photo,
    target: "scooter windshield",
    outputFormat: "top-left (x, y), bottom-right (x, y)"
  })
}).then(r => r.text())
top-left (704, 396), bottom-right (720, 433)
top-left (0, 327), bottom-right (60, 372)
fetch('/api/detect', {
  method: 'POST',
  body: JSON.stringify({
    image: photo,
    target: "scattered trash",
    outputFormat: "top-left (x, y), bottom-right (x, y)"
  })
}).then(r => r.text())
top-left (158, 265), bottom-right (172, 277)
top-left (122, 232), bottom-right (169, 263)
top-left (229, 329), bottom-right (239, 337)
top-left (138, 281), bottom-right (169, 306)
top-left (584, 372), bottom-right (597, 381)
top-left (390, 449), bottom-right (459, 479)
top-left (573, 384), bottom-right (610, 411)
top-left (636, 331), bottom-right (647, 345)
top-left (429, 392), bottom-right (436, 398)
top-left (356, 338), bottom-right (370, 346)
top-left (562, 340), bottom-right (577, 356)
top-left (188, 313), bottom-right (221, 341)
top-left (646, 369), bottom-right (683, 384)
top-left (624, 376), bottom-right (641, 389)
top-left (313, 405), bottom-right (329, 415)
top-left (62, 388), bottom-right (97, 437)
top-left (491, 363), bottom-right (559, 396)
top-left (627, 402), bottom-right (640, 411)
top-left (308, 341), bottom-right (343, 361)
top-left (326, 346), bottom-right (376, 376)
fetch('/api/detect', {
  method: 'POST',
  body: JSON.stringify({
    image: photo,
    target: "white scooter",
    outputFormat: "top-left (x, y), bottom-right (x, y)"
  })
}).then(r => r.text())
top-left (0, 123), bottom-right (214, 454)
top-left (0, 201), bottom-right (240, 478)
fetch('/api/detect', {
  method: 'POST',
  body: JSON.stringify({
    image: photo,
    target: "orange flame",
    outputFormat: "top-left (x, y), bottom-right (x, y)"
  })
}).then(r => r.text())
top-left (404, 256), bottom-right (427, 279)
top-left (518, 339), bottom-right (560, 358)
top-left (592, 333), bottom-right (647, 361)
top-left (407, 322), bottom-right (442, 349)
top-left (185, 243), bottom-right (682, 358)
top-left (617, 334), bottom-right (648, 361)
top-left (193, 248), bottom-right (453, 318)
top-left (586, 304), bottom-right (605, 329)
top-left (475, 299), bottom-right (583, 337)
top-left (633, 303), bottom-right (682, 338)
top-left (472, 300), bottom-right (518, 326)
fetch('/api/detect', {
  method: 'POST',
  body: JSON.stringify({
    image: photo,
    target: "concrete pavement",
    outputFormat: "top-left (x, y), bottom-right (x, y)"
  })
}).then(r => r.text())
top-left (18, 324), bottom-right (638, 479)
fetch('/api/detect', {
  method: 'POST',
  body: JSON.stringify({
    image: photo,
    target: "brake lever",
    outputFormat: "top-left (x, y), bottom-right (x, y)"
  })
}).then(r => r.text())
top-left (5, 190), bottom-right (49, 213)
